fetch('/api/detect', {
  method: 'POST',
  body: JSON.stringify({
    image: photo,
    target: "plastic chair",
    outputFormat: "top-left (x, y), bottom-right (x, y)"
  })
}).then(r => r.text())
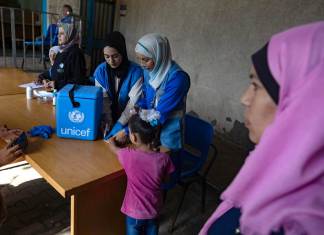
top-left (21, 23), bottom-right (58, 69)
top-left (169, 114), bottom-right (218, 232)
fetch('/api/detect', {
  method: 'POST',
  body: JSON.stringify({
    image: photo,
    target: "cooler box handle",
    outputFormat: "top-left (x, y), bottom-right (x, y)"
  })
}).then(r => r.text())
top-left (68, 84), bottom-right (80, 108)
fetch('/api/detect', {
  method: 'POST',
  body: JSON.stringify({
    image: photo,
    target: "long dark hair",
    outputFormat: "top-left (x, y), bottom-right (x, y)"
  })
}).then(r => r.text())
top-left (128, 114), bottom-right (161, 151)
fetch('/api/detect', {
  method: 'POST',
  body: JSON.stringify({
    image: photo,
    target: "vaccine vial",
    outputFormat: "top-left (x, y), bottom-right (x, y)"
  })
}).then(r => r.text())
top-left (52, 89), bottom-right (57, 106)
top-left (26, 86), bottom-right (33, 99)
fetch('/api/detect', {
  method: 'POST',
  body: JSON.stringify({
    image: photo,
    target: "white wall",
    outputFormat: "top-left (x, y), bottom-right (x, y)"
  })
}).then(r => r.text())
top-left (116, 0), bottom-right (324, 145)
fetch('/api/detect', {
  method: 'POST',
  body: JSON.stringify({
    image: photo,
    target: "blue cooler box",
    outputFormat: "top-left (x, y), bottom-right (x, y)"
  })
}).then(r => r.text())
top-left (56, 84), bottom-right (103, 140)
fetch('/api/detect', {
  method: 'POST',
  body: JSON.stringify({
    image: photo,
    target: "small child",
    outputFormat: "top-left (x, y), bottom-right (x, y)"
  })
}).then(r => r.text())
top-left (36, 46), bottom-right (61, 90)
top-left (107, 112), bottom-right (174, 235)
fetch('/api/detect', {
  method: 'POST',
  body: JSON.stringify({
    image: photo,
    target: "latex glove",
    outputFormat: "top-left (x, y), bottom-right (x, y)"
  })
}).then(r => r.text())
top-left (104, 122), bottom-right (123, 140)
top-left (28, 125), bottom-right (54, 139)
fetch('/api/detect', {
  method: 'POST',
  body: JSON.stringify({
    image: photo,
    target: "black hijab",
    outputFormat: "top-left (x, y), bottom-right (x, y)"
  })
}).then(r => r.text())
top-left (104, 31), bottom-right (129, 79)
top-left (251, 43), bottom-right (280, 104)
top-left (104, 31), bottom-right (130, 123)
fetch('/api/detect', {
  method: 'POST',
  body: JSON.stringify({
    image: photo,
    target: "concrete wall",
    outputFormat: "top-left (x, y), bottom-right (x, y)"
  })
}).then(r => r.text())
top-left (45, 0), bottom-right (81, 33)
top-left (116, 0), bottom-right (324, 146)
top-left (47, 0), bottom-right (80, 16)
top-left (18, 0), bottom-right (42, 11)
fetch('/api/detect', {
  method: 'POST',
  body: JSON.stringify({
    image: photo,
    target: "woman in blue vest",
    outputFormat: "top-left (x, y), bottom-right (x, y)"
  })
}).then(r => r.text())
top-left (134, 33), bottom-right (190, 152)
top-left (132, 33), bottom-right (190, 191)
top-left (93, 31), bottom-right (143, 138)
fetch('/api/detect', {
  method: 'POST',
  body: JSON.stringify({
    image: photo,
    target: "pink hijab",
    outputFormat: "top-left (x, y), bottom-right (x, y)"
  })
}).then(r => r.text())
top-left (200, 21), bottom-right (324, 235)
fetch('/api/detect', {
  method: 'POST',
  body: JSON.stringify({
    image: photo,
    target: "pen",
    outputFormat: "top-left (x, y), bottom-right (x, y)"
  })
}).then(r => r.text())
top-left (104, 123), bottom-right (109, 139)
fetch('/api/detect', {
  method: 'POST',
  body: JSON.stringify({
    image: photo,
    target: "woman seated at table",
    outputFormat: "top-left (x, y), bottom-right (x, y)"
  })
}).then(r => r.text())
top-left (112, 34), bottom-right (190, 150)
top-left (36, 46), bottom-right (60, 83)
top-left (93, 31), bottom-right (143, 139)
top-left (111, 33), bottom-right (190, 191)
top-left (200, 21), bottom-right (324, 235)
top-left (134, 33), bottom-right (190, 152)
top-left (107, 33), bottom-right (190, 184)
top-left (40, 21), bottom-right (88, 91)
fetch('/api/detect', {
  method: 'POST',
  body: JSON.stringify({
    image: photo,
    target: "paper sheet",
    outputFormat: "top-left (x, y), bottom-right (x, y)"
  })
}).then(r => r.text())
top-left (18, 82), bottom-right (44, 89)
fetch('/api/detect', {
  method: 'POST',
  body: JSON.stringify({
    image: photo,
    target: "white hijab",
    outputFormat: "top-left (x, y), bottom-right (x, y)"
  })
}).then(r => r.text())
top-left (135, 33), bottom-right (172, 90)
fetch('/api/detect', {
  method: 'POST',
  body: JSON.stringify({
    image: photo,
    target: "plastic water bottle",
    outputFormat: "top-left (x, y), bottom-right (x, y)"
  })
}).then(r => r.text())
top-left (26, 86), bottom-right (33, 99)
top-left (52, 89), bottom-right (57, 106)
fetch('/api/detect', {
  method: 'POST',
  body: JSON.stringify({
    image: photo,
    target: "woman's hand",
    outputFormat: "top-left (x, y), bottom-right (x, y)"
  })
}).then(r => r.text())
top-left (115, 130), bottom-right (127, 144)
top-left (105, 136), bottom-right (120, 154)
top-left (104, 122), bottom-right (123, 140)
top-left (0, 143), bottom-right (23, 167)
top-left (105, 130), bottom-right (129, 150)
top-left (43, 80), bottom-right (54, 91)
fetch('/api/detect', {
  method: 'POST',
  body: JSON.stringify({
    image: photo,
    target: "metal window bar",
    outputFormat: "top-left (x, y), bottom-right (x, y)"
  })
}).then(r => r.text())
top-left (41, 12), bottom-right (44, 66)
top-left (49, 14), bottom-right (52, 48)
top-left (79, 19), bottom-right (82, 47)
top-left (10, 8), bottom-right (17, 67)
top-left (22, 9), bottom-right (26, 69)
top-left (0, 8), bottom-right (6, 67)
top-left (32, 11), bottom-right (35, 69)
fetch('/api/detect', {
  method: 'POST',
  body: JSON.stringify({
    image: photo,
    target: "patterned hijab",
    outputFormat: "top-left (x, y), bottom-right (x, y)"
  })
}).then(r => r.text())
top-left (135, 33), bottom-right (172, 90)
top-left (58, 20), bottom-right (79, 52)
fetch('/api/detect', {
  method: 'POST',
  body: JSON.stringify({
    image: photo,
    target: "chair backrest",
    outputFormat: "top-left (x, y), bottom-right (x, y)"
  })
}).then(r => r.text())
top-left (184, 114), bottom-right (213, 157)
top-left (181, 114), bottom-right (214, 176)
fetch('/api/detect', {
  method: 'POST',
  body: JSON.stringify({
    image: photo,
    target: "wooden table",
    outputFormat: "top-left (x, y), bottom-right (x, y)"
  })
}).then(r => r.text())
top-left (0, 94), bottom-right (126, 235)
top-left (0, 68), bottom-right (37, 96)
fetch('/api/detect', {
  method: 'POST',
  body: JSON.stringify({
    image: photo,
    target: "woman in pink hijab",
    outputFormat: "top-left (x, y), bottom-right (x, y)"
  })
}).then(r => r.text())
top-left (200, 21), bottom-right (324, 235)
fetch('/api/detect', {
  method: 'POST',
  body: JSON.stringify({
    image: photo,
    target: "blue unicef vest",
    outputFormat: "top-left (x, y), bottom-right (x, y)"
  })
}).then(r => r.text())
top-left (146, 62), bottom-right (188, 150)
top-left (94, 61), bottom-right (142, 110)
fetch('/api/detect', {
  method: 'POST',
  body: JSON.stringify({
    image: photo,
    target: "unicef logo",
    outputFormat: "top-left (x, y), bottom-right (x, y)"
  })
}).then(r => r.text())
top-left (68, 110), bottom-right (85, 123)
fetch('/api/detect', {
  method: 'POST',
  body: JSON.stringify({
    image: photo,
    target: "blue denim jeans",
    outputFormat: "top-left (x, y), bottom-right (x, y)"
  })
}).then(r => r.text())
top-left (126, 216), bottom-right (158, 235)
